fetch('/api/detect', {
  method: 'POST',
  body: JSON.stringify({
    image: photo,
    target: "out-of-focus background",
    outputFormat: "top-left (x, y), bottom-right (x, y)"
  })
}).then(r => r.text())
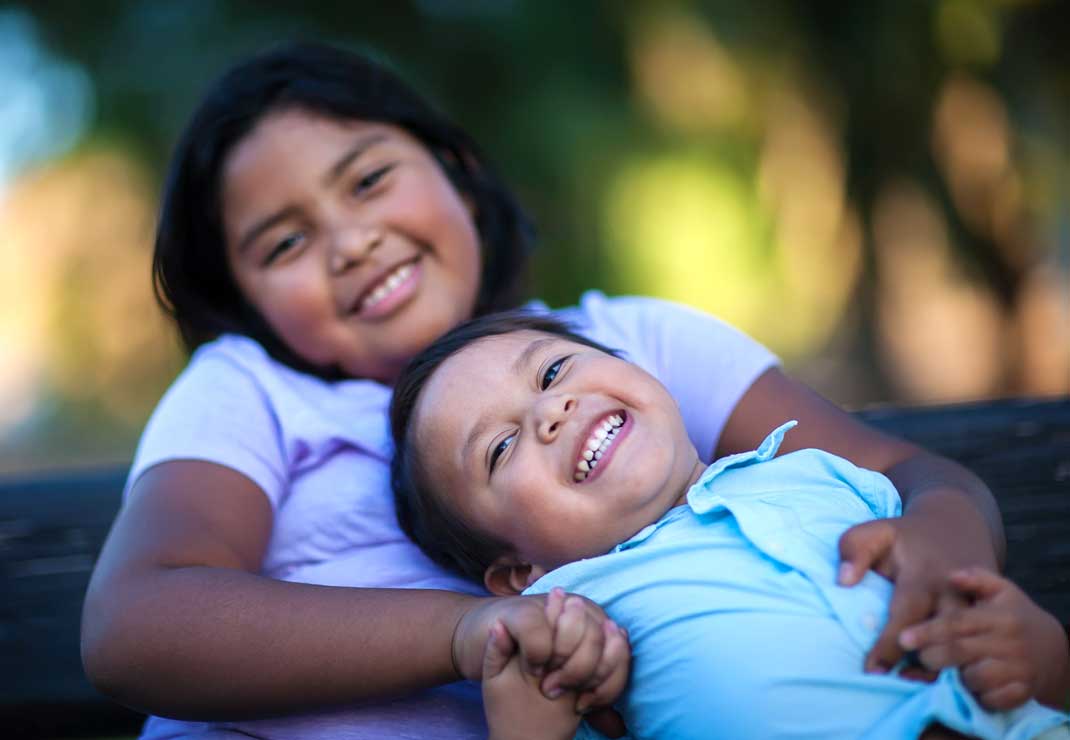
top-left (1, 0), bottom-right (1067, 474)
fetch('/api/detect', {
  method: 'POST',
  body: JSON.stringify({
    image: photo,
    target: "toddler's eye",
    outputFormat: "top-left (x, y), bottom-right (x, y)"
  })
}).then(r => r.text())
top-left (541, 357), bottom-right (567, 390)
top-left (489, 434), bottom-right (515, 472)
top-left (353, 165), bottom-right (393, 195)
top-left (264, 232), bottom-right (304, 265)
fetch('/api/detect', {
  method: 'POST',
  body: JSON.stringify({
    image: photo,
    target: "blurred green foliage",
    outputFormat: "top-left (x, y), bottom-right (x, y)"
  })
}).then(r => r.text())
top-left (2, 0), bottom-right (1068, 471)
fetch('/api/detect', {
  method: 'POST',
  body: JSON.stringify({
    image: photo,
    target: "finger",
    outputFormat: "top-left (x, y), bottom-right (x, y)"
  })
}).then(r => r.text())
top-left (542, 599), bottom-right (605, 697)
top-left (576, 621), bottom-right (630, 714)
top-left (866, 588), bottom-right (934, 672)
top-left (947, 567), bottom-right (1008, 603)
top-left (935, 577), bottom-right (970, 619)
top-left (550, 596), bottom-right (591, 667)
top-left (482, 620), bottom-right (516, 682)
top-left (961, 656), bottom-right (1019, 704)
top-left (900, 608), bottom-right (985, 652)
top-left (500, 600), bottom-right (554, 675)
top-left (916, 634), bottom-right (997, 672)
top-left (838, 520), bottom-right (897, 585)
top-left (979, 680), bottom-right (1030, 712)
top-left (544, 586), bottom-right (566, 627)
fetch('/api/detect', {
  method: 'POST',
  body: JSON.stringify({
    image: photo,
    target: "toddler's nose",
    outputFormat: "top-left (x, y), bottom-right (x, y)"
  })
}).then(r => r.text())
top-left (535, 394), bottom-right (577, 442)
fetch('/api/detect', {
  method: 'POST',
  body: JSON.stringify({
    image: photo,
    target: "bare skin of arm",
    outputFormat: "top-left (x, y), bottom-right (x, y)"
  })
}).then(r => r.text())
top-left (81, 461), bottom-right (478, 719)
top-left (717, 368), bottom-right (1006, 671)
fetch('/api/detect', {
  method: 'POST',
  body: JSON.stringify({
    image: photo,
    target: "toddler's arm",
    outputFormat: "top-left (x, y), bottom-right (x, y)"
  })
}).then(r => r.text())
top-left (899, 567), bottom-right (1070, 710)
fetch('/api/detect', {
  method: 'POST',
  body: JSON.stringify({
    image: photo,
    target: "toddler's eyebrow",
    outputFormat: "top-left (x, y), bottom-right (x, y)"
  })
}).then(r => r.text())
top-left (462, 336), bottom-right (559, 473)
top-left (512, 337), bottom-right (556, 375)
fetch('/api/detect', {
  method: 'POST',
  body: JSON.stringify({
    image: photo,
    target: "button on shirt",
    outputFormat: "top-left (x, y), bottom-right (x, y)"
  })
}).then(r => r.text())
top-left (527, 422), bottom-right (1068, 740)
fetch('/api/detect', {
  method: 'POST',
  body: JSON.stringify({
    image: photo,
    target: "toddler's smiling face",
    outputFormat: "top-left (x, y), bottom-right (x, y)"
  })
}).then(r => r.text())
top-left (412, 330), bottom-right (705, 571)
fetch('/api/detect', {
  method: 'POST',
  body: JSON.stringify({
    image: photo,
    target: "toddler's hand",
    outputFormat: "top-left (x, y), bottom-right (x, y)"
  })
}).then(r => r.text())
top-left (898, 567), bottom-right (1070, 710)
top-left (453, 591), bottom-right (630, 713)
top-left (541, 587), bottom-right (630, 733)
top-left (483, 619), bottom-right (581, 740)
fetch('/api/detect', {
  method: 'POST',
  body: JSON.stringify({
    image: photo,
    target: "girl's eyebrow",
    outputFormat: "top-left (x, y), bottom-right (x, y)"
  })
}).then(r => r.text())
top-left (237, 206), bottom-right (299, 254)
top-left (236, 133), bottom-right (390, 254)
top-left (322, 133), bottom-right (389, 187)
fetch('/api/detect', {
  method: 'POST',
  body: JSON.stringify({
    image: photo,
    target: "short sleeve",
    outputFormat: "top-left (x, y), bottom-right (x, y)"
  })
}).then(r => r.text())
top-left (124, 345), bottom-right (288, 508)
top-left (555, 292), bottom-right (780, 462)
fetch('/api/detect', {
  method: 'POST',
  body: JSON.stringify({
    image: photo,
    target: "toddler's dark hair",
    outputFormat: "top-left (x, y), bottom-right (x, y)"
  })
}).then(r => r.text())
top-left (154, 41), bottom-right (535, 376)
top-left (390, 312), bottom-right (618, 582)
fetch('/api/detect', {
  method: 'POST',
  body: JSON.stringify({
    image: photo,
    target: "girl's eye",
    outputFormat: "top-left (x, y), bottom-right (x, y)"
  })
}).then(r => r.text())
top-left (489, 434), bottom-right (515, 473)
top-left (264, 232), bottom-right (304, 266)
top-left (353, 165), bottom-right (393, 195)
top-left (541, 357), bottom-right (567, 390)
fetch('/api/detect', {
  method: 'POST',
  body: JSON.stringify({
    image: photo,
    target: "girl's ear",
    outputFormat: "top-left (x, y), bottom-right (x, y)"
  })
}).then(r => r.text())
top-left (483, 556), bottom-right (548, 596)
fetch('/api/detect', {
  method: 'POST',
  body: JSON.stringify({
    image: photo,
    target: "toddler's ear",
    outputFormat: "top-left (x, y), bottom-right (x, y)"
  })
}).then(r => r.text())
top-left (484, 556), bottom-right (547, 596)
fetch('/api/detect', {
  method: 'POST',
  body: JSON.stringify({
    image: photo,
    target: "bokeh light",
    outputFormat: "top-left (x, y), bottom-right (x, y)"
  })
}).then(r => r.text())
top-left (0, 1), bottom-right (1067, 472)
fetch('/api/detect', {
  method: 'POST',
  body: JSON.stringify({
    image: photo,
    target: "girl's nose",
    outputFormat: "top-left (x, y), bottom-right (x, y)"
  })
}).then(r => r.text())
top-left (535, 394), bottom-right (577, 443)
top-left (329, 225), bottom-right (383, 274)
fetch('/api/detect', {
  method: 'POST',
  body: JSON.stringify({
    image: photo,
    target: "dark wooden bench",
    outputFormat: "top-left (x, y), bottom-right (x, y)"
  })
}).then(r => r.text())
top-left (2, 397), bottom-right (1068, 738)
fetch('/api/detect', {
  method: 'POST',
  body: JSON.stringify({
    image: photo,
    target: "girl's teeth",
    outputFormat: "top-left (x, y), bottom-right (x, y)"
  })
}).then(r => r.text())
top-left (578, 460), bottom-right (590, 472)
top-left (583, 450), bottom-right (594, 461)
top-left (361, 264), bottom-right (412, 310)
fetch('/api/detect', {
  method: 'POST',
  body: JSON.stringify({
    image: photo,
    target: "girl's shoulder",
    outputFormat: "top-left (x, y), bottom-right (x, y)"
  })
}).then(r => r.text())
top-left (145, 333), bottom-right (384, 450)
top-left (542, 290), bottom-right (771, 362)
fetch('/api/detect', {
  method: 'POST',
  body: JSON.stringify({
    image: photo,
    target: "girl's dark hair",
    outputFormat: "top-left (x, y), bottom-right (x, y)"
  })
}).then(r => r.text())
top-left (390, 311), bottom-right (618, 582)
top-left (154, 41), bottom-right (535, 375)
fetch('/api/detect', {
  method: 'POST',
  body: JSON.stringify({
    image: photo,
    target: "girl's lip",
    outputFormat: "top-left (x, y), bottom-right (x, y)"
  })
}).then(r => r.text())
top-left (574, 412), bottom-right (631, 486)
top-left (351, 258), bottom-right (421, 320)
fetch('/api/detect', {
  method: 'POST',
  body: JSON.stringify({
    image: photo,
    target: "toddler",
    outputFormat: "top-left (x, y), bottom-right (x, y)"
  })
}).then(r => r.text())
top-left (390, 312), bottom-right (1070, 740)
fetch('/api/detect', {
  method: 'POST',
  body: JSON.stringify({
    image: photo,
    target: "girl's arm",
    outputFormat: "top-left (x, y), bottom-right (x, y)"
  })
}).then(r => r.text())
top-left (81, 461), bottom-right (611, 719)
top-left (717, 367), bottom-right (1005, 673)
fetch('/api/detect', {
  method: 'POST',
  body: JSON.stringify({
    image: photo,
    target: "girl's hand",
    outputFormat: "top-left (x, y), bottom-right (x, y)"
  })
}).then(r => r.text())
top-left (453, 592), bottom-right (631, 711)
top-left (483, 619), bottom-right (581, 740)
top-left (898, 568), bottom-right (1070, 710)
top-left (837, 492), bottom-right (999, 674)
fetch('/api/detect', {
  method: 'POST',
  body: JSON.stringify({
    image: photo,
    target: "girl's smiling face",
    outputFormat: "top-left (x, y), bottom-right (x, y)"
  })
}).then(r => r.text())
top-left (412, 330), bottom-right (706, 571)
top-left (222, 109), bottom-right (482, 383)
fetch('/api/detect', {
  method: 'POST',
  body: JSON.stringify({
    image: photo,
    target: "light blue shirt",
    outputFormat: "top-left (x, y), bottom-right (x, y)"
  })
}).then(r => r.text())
top-left (527, 422), bottom-right (1068, 739)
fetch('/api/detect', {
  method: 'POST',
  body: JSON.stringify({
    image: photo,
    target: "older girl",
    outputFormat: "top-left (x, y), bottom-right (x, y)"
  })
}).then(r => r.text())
top-left (81, 42), bottom-right (1005, 739)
